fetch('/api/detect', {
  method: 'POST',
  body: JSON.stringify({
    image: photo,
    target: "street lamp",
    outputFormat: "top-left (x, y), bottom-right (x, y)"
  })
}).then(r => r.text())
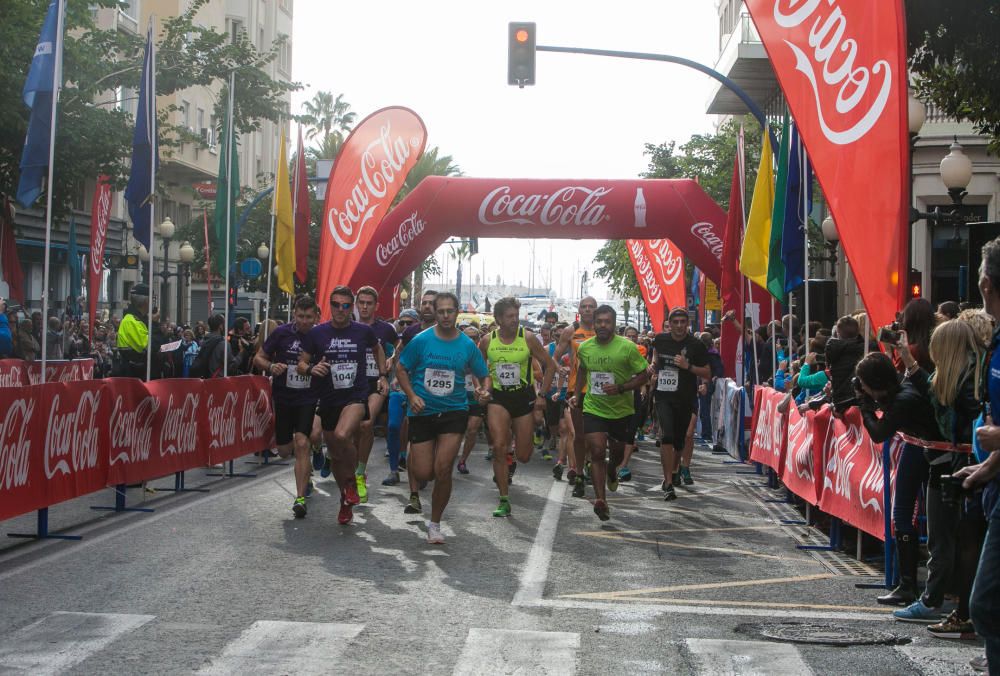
top-left (400, 288), bottom-right (409, 308)
top-left (136, 243), bottom-right (149, 262)
top-left (908, 88), bottom-right (926, 137)
top-left (939, 137), bottom-right (973, 206)
top-left (821, 215), bottom-right (839, 243)
top-left (257, 242), bottom-right (269, 261)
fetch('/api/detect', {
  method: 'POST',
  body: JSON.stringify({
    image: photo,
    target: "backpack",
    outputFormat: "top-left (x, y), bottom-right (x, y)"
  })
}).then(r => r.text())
top-left (188, 334), bottom-right (223, 379)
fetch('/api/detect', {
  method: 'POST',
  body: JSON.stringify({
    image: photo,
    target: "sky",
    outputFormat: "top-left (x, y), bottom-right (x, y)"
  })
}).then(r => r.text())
top-left (291, 0), bottom-right (721, 300)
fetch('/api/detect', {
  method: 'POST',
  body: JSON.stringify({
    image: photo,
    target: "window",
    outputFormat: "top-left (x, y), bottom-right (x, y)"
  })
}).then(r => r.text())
top-left (258, 25), bottom-right (265, 51)
top-left (277, 35), bottom-right (291, 75)
top-left (197, 107), bottom-right (206, 142)
top-left (180, 100), bottom-right (191, 130)
top-left (279, 0), bottom-right (293, 15)
top-left (227, 18), bottom-right (244, 44)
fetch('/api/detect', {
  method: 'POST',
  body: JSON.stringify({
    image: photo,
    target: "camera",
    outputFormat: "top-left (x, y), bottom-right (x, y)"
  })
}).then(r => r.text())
top-left (939, 474), bottom-right (968, 507)
top-left (877, 321), bottom-right (901, 344)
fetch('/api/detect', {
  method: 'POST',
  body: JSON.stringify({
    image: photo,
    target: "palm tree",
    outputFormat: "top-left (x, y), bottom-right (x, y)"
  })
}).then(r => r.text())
top-left (301, 92), bottom-right (356, 143)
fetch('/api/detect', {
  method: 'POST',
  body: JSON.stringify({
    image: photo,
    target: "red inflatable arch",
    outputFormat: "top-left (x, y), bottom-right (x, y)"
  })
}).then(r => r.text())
top-left (346, 176), bottom-right (728, 306)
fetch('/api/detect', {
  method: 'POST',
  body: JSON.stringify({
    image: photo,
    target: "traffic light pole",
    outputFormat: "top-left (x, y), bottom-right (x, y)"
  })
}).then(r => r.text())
top-left (534, 45), bottom-right (778, 151)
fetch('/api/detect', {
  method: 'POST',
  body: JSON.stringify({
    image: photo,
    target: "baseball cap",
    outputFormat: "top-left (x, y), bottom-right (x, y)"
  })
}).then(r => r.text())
top-left (399, 309), bottom-right (419, 321)
top-left (668, 306), bottom-right (688, 320)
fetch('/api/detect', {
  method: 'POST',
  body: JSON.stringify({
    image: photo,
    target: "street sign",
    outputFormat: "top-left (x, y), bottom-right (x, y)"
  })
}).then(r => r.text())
top-left (193, 182), bottom-right (217, 200)
top-left (240, 258), bottom-right (263, 278)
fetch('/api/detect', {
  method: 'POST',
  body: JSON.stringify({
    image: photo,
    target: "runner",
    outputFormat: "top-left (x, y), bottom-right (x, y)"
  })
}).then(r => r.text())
top-left (651, 308), bottom-right (710, 500)
top-left (400, 291), bottom-right (438, 514)
top-left (353, 285), bottom-right (398, 504)
top-left (571, 305), bottom-right (649, 521)
top-left (457, 323), bottom-right (485, 474)
top-left (618, 325), bottom-right (651, 482)
top-left (297, 286), bottom-right (385, 525)
top-left (546, 324), bottom-right (570, 478)
top-left (553, 296), bottom-right (598, 498)
top-left (480, 297), bottom-right (556, 517)
top-left (396, 292), bottom-right (490, 543)
top-left (253, 295), bottom-right (320, 518)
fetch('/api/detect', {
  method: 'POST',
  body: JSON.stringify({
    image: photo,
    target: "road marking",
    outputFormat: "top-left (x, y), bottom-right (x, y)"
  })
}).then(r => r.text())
top-left (576, 530), bottom-right (814, 562)
top-left (574, 525), bottom-right (786, 535)
top-left (685, 638), bottom-right (813, 675)
top-left (897, 642), bottom-right (983, 676)
top-left (0, 611), bottom-right (155, 675)
top-left (535, 597), bottom-right (893, 621)
top-left (584, 596), bottom-right (891, 613)
top-left (559, 573), bottom-right (837, 599)
top-left (452, 628), bottom-right (579, 676)
top-left (512, 479), bottom-right (566, 607)
top-left (198, 621), bottom-right (364, 675)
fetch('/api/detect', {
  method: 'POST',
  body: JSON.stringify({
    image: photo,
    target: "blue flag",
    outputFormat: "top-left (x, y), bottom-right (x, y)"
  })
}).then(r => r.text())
top-left (124, 24), bottom-right (158, 249)
top-left (780, 124), bottom-right (812, 294)
top-left (67, 215), bottom-right (82, 314)
top-left (17, 0), bottom-right (63, 208)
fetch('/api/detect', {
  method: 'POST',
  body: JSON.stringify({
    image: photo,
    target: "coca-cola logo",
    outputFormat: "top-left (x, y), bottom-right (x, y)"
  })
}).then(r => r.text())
top-left (0, 364), bottom-right (24, 388)
top-left (478, 186), bottom-right (612, 227)
top-left (773, 0), bottom-right (893, 145)
top-left (90, 178), bottom-right (112, 273)
top-left (44, 391), bottom-right (101, 479)
top-left (690, 222), bottom-right (723, 261)
top-left (629, 240), bottom-right (662, 304)
top-left (110, 394), bottom-right (158, 466)
top-left (785, 409), bottom-right (814, 481)
top-left (376, 211), bottom-right (425, 267)
top-left (25, 360), bottom-right (94, 385)
top-left (0, 398), bottom-right (34, 490)
top-left (326, 122), bottom-right (418, 250)
top-left (822, 414), bottom-right (863, 498)
top-left (206, 391), bottom-right (238, 449)
top-left (160, 393), bottom-right (199, 456)
top-left (240, 389), bottom-right (272, 442)
top-left (647, 240), bottom-right (684, 286)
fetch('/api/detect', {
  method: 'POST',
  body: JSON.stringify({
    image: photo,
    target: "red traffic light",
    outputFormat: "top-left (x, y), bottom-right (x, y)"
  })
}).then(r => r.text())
top-left (515, 29), bottom-right (529, 43)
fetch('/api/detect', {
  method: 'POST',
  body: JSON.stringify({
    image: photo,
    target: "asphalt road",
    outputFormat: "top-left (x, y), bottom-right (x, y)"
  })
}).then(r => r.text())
top-left (0, 437), bottom-right (986, 674)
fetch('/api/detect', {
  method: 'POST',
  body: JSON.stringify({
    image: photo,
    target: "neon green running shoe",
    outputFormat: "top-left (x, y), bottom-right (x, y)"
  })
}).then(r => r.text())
top-left (356, 474), bottom-right (368, 504)
top-left (492, 499), bottom-right (512, 517)
top-left (292, 496), bottom-right (307, 518)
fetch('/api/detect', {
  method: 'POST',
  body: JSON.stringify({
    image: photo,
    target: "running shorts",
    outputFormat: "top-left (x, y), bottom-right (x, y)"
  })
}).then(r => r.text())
top-left (274, 401), bottom-right (316, 446)
top-left (654, 398), bottom-right (694, 446)
top-left (582, 413), bottom-right (632, 443)
top-left (318, 400), bottom-right (369, 432)
top-left (488, 386), bottom-right (536, 419)
top-left (408, 410), bottom-right (470, 443)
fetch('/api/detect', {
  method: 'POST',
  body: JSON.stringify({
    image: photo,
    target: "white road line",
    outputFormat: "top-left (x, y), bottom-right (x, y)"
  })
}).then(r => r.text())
top-left (0, 611), bottom-right (155, 675)
top-left (452, 628), bottom-right (579, 676)
top-left (536, 597), bottom-right (893, 622)
top-left (511, 479), bottom-right (566, 607)
top-left (198, 620), bottom-right (364, 675)
top-left (897, 642), bottom-right (982, 676)
top-left (685, 638), bottom-right (813, 675)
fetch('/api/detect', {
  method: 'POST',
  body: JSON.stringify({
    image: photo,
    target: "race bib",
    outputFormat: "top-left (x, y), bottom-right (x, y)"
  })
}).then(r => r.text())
top-left (425, 369), bottom-right (454, 397)
top-left (366, 352), bottom-right (379, 378)
top-left (331, 362), bottom-right (357, 389)
top-left (657, 367), bottom-right (679, 392)
top-left (497, 363), bottom-right (521, 387)
top-left (589, 371), bottom-right (615, 395)
top-left (286, 369), bottom-right (311, 390)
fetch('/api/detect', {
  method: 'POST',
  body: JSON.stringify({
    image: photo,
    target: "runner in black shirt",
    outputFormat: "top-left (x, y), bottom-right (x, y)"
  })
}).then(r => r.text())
top-left (650, 307), bottom-right (710, 500)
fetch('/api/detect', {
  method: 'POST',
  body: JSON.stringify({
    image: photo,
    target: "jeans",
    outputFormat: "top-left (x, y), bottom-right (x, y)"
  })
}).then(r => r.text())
top-left (893, 443), bottom-right (929, 536)
top-left (971, 500), bottom-right (1000, 667)
top-left (923, 482), bottom-right (961, 607)
top-left (386, 391), bottom-right (405, 472)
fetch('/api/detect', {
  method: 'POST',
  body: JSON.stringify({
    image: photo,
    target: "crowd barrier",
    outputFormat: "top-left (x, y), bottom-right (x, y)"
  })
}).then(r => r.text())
top-left (747, 386), bottom-right (902, 541)
top-left (0, 358), bottom-right (95, 386)
top-left (711, 378), bottom-right (746, 460)
top-left (0, 375), bottom-right (275, 524)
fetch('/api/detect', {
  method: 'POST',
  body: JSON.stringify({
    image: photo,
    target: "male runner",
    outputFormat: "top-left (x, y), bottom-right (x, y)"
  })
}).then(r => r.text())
top-left (571, 305), bottom-right (649, 521)
top-left (399, 291), bottom-right (437, 514)
top-left (618, 325), bottom-right (650, 482)
top-left (298, 286), bottom-right (385, 525)
top-left (553, 296), bottom-right (598, 498)
top-left (354, 285), bottom-right (398, 503)
top-left (650, 308), bottom-right (709, 500)
top-left (480, 297), bottom-right (555, 517)
top-left (253, 295), bottom-right (320, 518)
top-left (397, 292), bottom-right (490, 543)
top-left (457, 323), bottom-right (485, 474)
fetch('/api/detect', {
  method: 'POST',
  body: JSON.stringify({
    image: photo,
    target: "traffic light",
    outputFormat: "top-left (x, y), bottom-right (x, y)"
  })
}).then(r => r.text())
top-left (228, 285), bottom-right (238, 308)
top-left (508, 22), bottom-right (536, 87)
top-left (909, 269), bottom-right (922, 299)
top-left (469, 237), bottom-right (479, 256)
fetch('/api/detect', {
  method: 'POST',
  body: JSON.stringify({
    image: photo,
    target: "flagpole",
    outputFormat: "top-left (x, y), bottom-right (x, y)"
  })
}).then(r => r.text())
top-left (223, 71), bottom-right (235, 378)
top-left (144, 18), bottom-right (157, 383)
top-left (802, 142), bottom-right (811, 344)
top-left (263, 119), bottom-right (281, 341)
top-left (39, 0), bottom-right (67, 385)
top-left (290, 125), bottom-right (300, 322)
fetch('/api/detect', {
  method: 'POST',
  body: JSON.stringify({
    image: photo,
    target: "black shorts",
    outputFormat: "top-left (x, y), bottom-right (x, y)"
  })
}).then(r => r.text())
top-left (544, 397), bottom-right (565, 427)
top-left (468, 401), bottom-right (485, 418)
top-left (582, 413), bottom-right (631, 443)
top-left (274, 401), bottom-right (316, 446)
top-left (408, 410), bottom-right (470, 444)
top-left (318, 400), bottom-right (369, 432)
top-left (654, 397), bottom-right (694, 446)
top-left (488, 386), bottom-right (536, 418)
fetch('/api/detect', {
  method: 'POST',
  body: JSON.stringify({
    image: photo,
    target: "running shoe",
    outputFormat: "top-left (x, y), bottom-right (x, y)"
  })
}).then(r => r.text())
top-left (593, 499), bottom-right (610, 521)
top-left (404, 493), bottom-right (422, 514)
top-left (337, 500), bottom-right (353, 525)
top-left (617, 467), bottom-right (632, 482)
top-left (311, 447), bottom-right (325, 471)
top-left (533, 431), bottom-right (543, 448)
top-left (492, 499), bottom-right (512, 517)
top-left (927, 611), bottom-right (977, 639)
top-left (427, 521), bottom-right (445, 545)
top-left (970, 655), bottom-right (988, 672)
top-left (663, 484), bottom-right (677, 501)
top-left (566, 468), bottom-right (577, 484)
top-left (457, 462), bottom-right (469, 475)
top-left (680, 467), bottom-right (694, 485)
top-left (509, 460), bottom-right (517, 482)
top-left (552, 464), bottom-right (564, 481)
top-left (398, 454), bottom-right (407, 470)
top-left (485, 450), bottom-right (494, 460)
top-left (305, 478), bottom-right (314, 498)
top-left (292, 497), bottom-right (307, 518)
top-left (583, 460), bottom-right (592, 481)
top-left (356, 474), bottom-right (368, 504)
top-left (572, 476), bottom-right (586, 499)
top-left (320, 456), bottom-right (332, 478)
top-left (381, 472), bottom-right (400, 486)
top-left (671, 471), bottom-right (682, 487)
top-left (342, 484), bottom-right (361, 506)
top-left (894, 599), bottom-right (944, 623)
top-left (607, 469), bottom-right (619, 493)
top-left (542, 451), bottom-right (553, 461)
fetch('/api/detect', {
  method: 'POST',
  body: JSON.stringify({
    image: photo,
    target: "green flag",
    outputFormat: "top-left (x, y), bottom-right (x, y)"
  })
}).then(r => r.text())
top-left (213, 93), bottom-right (239, 279)
top-left (766, 113), bottom-right (789, 302)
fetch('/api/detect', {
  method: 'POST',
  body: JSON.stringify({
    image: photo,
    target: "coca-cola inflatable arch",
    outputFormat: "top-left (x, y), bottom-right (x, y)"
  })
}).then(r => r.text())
top-left (345, 176), bottom-right (727, 301)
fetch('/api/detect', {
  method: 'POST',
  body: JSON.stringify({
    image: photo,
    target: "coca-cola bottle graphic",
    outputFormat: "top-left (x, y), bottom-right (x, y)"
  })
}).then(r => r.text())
top-left (633, 188), bottom-right (647, 228)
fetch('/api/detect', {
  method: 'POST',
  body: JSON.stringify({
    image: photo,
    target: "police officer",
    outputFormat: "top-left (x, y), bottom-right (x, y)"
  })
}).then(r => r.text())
top-left (116, 283), bottom-right (152, 379)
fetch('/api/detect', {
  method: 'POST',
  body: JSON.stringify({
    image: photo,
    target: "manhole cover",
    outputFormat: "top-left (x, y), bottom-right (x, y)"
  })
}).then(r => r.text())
top-left (736, 622), bottom-right (908, 647)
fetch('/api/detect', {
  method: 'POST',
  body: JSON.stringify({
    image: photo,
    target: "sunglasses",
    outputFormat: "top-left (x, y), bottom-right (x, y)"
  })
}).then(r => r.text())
top-left (399, 320), bottom-right (414, 326)
top-left (330, 302), bottom-right (353, 310)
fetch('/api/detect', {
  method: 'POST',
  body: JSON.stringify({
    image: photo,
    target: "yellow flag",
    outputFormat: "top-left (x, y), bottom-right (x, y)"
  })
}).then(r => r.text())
top-left (274, 129), bottom-right (295, 295)
top-left (738, 130), bottom-right (774, 289)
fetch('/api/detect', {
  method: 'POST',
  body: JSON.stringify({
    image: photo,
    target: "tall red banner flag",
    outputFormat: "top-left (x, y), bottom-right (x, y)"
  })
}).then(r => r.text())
top-left (317, 107), bottom-right (427, 320)
top-left (745, 0), bottom-right (909, 330)
top-left (720, 156), bottom-right (744, 380)
top-left (626, 238), bottom-right (686, 331)
top-left (88, 176), bottom-right (112, 338)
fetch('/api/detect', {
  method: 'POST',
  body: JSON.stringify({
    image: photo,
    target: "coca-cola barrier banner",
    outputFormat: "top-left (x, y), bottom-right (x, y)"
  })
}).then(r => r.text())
top-left (1, 376), bottom-right (274, 522)
top-left (782, 403), bottom-right (821, 505)
top-left (317, 107), bottom-right (427, 321)
top-left (0, 359), bottom-right (94, 387)
top-left (347, 177), bottom-right (729, 301)
top-left (626, 238), bottom-right (686, 331)
top-left (749, 387), bottom-right (786, 472)
top-left (745, 0), bottom-right (909, 330)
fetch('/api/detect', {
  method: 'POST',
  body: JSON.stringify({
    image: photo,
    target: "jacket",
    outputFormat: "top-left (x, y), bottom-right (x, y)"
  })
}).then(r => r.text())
top-left (825, 336), bottom-right (864, 404)
top-left (860, 378), bottom-right (944, 444)
top-left (0, 314), bottom-right (11, 357)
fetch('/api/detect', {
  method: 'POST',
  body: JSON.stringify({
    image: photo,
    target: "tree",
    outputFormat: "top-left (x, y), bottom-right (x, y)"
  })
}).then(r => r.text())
top-left (0, 0), bottom-right (300, 221)
top-left (301, 91), bottom-right (356, 144)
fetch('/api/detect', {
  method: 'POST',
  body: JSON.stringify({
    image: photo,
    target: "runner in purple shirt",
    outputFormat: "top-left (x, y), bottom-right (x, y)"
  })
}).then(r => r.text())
top-left (297, 286), bottom-right (385, 526)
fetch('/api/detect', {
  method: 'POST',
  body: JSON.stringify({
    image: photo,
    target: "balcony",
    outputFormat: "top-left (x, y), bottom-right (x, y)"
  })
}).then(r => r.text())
top-left (705, 12), bottom-right (779, 116)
